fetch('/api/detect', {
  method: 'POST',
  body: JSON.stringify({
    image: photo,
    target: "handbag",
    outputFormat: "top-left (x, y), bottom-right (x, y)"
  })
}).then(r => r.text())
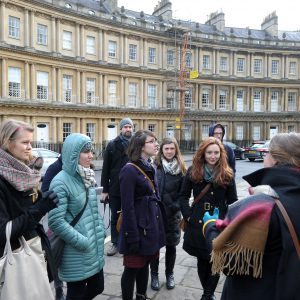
top-left (49, 190), bottom-right (89, 269)
top-left (180, 183), bottom-right (211, 232)
top-left (116, 163), bottom-right (156, 233)
top-left (0, 221), bottom-right (54, 300)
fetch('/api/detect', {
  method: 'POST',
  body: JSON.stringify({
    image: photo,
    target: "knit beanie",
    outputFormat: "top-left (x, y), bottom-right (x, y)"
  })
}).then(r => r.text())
top-left (119, 118), bottom-right (133, 130)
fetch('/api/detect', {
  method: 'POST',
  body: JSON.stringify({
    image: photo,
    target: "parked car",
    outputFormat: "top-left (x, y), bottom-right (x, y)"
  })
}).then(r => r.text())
top-left (31, 148), bottom-right (60, 178)
top-left (244, 141), bottom-right (270, 161)
top-left (223, 141), bottom-right (245, 160)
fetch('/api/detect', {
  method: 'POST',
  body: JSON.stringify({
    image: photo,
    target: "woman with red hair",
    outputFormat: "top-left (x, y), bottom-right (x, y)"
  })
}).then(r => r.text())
top-left (179, 137), bottom-right (237, 300)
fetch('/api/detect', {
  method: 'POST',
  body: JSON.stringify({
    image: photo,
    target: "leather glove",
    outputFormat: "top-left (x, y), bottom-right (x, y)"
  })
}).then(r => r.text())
top-left (35, 190), bottom-right (59, 216)
top-left (203, 207), bottom-right (219, 224)
top-left (128, 242), bottom-right (139, 255)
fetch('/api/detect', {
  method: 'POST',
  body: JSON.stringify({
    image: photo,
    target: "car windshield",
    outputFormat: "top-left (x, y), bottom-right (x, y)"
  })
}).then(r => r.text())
top-left (251, 144), bottom-right (264, 149)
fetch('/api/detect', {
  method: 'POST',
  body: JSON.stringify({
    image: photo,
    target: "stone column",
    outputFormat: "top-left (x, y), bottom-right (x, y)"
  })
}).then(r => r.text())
top-left (120, 76), bottom-right (124, 106)
top-left (24, 9), bottom-right (29, 47)
top-left (30, 10), bottom-right (35, 48)
top-left (56, 18), bottom-right (61, 53)
top-left (215, 50), bottom-right (219, 75)
top-left (143, 39), bottom-right (147, 67)
top-left (140, 79), bottom-right (144, 107)
top-left (51, 17), bottom-right (56, 53)
top-left (81, 71), bottom-right (85, 104)
top-left (56, 68), bottom-right (61, 101)
top-left (75, 24), bottom-right (80, 58)
top-left (232, 51), bottom-right (236, 76)
top-left (30, 64), bottom-right (36, 100)
top-left (52, 116), bottom-right (57, 142)
top-left (123, 35), bottom-right (128, 65)
top-left (281, 55), bottom-right (285, 79)
top-left (80, 25), bottom-right (85, 58)
top-left (51, 67), bottom-right (56, 101)
top-left (98, 29), bottom-right (103, 61)
top-left (140, 38), bottom-right (144, 66)
top-left (195, 84), bottom-right (199, 109)
top-left (98, 73), bottom-right (103, 105)
top-left (124, 77), bottom-right (128, 107)
top-left (76, 70), bottom-right (81, 104)
top-left (162, 81), bottom-right (166, 108)
top-left (1, 58), bottom-right (7, 97)
top-left (144, 79), bottom-right (148, 108)
top-left (103, 75), bottom-right (106, 105)
top-left (102, 31), bottom-right (107, 62)
top-left (158, 42), bottom-right (162, 69)
top-left (0, 2), bottom-right (6, 43)
top-left (119, 34), bottom-right (124, 64)
top-left (25, 62), bottom-right (30, 99)
top-left (264, 54), bottom-right (268, 78)
top-left (212, 49), bottom-right (216, 74)
top-left (247, 53), bottom-right (251, 77)
top-left (162, 43), bottom-right (166, 69)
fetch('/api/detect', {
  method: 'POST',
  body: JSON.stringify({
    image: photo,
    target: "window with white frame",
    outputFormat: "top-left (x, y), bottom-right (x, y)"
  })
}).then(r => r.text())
top-left (108, 80), bottom-right (117, 106)
top-left (167, 50), bottom-right (174, 65)
top-left (148, 84), bottom-right (157, 108)
top-left (8, 16), bottom-right (20, 39)
top-left (37, 24), bottom-right (48, 45)
top-left (253, 59), bottom-right (262, 73)
top-left (148, 124), bottom-right (155, 132)
top-left (86, 36), bottom-right (95, 54)
top-left (186, 52), bottom-right (192, 68)
top-left (220, 57), bottom-right (228, 71)
top-left (202, 90), bottom-right (210, 108)
top-left (253, 90), bottom-right (261, 112)
top-left (289, 62), bottom-right (296, 75)
top-left (252, 125), bottom-right (261, 140)
top-left (36, 71), bottom-right (48, 100)
top-left (271, 60), bottom-right (279, 74)
top-left (271, 91), bottom-right (279, 112)
top-left (288, 125), bottom-right (295, 133)
top-left (148, 47), bottom-right (156, 64)
top-left (8, 67), bottom-right (21, 98)
top-left (202, 55), bottom-right (210, 69)
top-left (185, 90), bottom-right (192, 108)
top-left (219, 90), bottom-right (227, 109)
top-left (63, 31), bottom-right (72, 50)
top-left (167, 90), bottom-right (176, 109)
top-left (86, 78), bottom-right (96, 104)
top-left (237, 58), bottom-right (245, 72)
top-left (128, 83), bottom-right (138, 107)
top-left (86, 123), bottom-right (95, 142)
top-left (236, 90), bottom-right (244, 111)
top-left (288, 92), bottom-right (296, 111)
top-left (183, 124), bottom-right (192, 141)
top-left (63, 123), bottom-right (72, 141)
top-left (236, 125), bottom-right (244, 140)
top-left (202, 125), bottom-right (209, 139)
top-left (108, 41), bottom-right (117, 58)
top-left (63, 75), bottom-right (72, 102)
top-left (129, 44), bottom-right (137, 61)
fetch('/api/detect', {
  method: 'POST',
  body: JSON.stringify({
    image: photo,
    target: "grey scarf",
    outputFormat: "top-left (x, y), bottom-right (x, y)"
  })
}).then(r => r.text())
top-left (162, 157), bottom-right (182, 175)
top-left (77, 165), bottom-right (96, 188)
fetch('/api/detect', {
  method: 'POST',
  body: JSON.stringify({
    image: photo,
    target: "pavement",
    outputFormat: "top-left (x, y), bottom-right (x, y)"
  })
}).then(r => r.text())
top-left (88, 153), bottom-right (251, 300)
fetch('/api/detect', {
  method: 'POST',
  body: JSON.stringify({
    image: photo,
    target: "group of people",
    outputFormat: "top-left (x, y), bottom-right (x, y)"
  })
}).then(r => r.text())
top-left (0, 117), bottom-right (299, 300)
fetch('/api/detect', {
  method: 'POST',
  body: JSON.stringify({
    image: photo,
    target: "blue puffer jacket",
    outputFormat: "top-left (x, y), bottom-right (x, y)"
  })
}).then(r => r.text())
top-left (48, 133), bottom-right (105, 282)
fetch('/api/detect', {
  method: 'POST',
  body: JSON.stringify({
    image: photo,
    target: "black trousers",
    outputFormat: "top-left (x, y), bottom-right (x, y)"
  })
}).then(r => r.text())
top-left (150, 245), bottom-right (176, 275)
top-left (121, 263), bottom-right (149, 300)
top-left (66, 269), bottom-right (104, 300)
top-left (109, 195), bottom-right (121, 245)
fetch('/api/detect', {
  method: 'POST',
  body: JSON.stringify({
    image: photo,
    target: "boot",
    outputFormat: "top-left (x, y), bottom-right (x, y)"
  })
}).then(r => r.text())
top-left (150, 273), bottom-right (160, 291)
top-left (201, 274), bottom-right (219, 300)
top-left (166, 273), bottom-right (175, 290)
top-left (136, 293), bottom-right (151, 300)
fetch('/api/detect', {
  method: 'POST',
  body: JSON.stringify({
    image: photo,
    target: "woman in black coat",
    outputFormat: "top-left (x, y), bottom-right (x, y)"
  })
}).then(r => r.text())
top-left (203, 133), bottom-right (300, 300)
top-left (118, 130), bottom-right (166, 300)
top-left (149, 137), bottom-right (187, 290)
top-left (179, 137), bottom-right (237, 300)
top-left (0, 119), bottom-right (58, 293)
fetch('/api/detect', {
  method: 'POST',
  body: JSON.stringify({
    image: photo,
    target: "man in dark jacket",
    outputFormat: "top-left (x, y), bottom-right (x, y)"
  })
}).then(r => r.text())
top-left (101, 118), bottom-right (133, 256)
top-left (209, 123), bottom-right (236, 173)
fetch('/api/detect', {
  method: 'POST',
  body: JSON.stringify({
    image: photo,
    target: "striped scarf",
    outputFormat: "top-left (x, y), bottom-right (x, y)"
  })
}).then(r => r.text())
top-left (0, 148), bottom-right (41, 191)
top-left (77, 165), bottom-right (96, 188)
top-left (211, 194), bottom-right (275, 278)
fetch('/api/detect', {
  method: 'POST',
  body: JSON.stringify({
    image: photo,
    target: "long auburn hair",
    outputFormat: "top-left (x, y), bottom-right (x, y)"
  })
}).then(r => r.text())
top-left (155, 137), bottom-right (187, 175)
top-left (191, 137), bottom-right (233, 186)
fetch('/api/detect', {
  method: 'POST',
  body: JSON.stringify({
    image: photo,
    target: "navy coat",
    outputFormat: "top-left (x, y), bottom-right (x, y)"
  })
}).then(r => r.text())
top-left (118, 160), bottom-right (166, 256)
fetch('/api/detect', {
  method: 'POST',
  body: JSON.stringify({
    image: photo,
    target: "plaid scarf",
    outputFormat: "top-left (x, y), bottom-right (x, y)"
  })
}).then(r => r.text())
top-left (77, 165), bottom-right (96, 188)
top-left (211, 194), bottom-right (275, 278)
top-left (0, 148), bottom-right (41, 192)
top-left (162, 157), bottom-right (181, 175)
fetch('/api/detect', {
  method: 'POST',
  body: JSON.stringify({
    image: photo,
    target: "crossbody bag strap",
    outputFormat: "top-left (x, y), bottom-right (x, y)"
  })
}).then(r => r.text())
top-left (70, 189), bottom-right (89, 227)
top-left (191, 183), bottom-right (211, 207)
top-left (127, 162), bottom-right (156, 193)
top-left (274, 198), bottom-right (300, 260)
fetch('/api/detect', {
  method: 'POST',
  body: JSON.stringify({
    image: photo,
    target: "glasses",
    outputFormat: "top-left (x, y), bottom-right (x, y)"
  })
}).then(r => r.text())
top-left (145, 139), bottom-right (158, 144)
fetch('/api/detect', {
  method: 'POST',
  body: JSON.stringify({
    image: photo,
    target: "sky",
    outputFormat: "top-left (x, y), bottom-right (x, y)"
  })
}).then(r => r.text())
top-left (118, 0), bottom-right (300, 31)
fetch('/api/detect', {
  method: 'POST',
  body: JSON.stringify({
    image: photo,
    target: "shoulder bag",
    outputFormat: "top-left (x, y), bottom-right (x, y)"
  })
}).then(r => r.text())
top-left (49, 190), bottom-right (89, 269)
top-left (180, 183), bottom-right (211, 232)
top-left (0, 221), bottom-right (54, 300)
top-left (116, 163), bottom-right (156, 232)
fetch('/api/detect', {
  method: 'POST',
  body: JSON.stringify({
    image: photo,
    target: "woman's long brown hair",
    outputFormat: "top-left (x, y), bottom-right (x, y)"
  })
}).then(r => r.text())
top-left (191, 137), bottom-right (233, 186)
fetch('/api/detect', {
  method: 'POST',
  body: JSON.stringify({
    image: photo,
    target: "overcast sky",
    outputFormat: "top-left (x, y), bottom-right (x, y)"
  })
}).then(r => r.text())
top-left (118, 0), bottom-right (300, 31)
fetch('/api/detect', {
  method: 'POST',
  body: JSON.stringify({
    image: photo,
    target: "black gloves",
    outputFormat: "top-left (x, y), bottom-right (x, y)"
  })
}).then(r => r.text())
top-left (128, 242), bottom-right (139, 255)
top-left (35, 190), bottom-right (59, 216)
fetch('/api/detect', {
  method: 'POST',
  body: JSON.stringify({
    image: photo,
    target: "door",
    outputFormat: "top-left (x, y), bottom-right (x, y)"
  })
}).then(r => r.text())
top-left (166, 125), bottom-right (174, 138)
top-left (269, 126), bottom-right (278, 139)
top-left (107, 124), bottom-right (117, 141)
top-left (36, 123), bottom-right (49, 144)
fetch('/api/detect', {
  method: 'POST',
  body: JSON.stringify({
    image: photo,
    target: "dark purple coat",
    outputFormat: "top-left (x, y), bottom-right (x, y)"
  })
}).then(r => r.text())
top-left (118, 160), bottom-right (166, 256)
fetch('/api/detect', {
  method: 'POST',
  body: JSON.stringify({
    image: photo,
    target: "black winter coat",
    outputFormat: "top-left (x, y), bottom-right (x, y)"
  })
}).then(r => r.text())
top-left (0, 176), bottom-right (55, 281)
top-left (179, 167), bottom-right (238, 259)
top-left (157, 166), bottom-right (183, 246)
top-left (101, 135), bottom-right (129, 197)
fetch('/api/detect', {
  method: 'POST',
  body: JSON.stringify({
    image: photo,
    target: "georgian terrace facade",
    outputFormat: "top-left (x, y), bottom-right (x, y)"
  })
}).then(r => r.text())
top-left (1, 0), bottom-right (300, 149)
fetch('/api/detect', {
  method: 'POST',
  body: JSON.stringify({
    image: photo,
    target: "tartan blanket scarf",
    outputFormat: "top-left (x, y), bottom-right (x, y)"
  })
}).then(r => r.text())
top-left (0, 148), bottom-right (41, 191)
top-left (211, 194), bottom-right (275, 278)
